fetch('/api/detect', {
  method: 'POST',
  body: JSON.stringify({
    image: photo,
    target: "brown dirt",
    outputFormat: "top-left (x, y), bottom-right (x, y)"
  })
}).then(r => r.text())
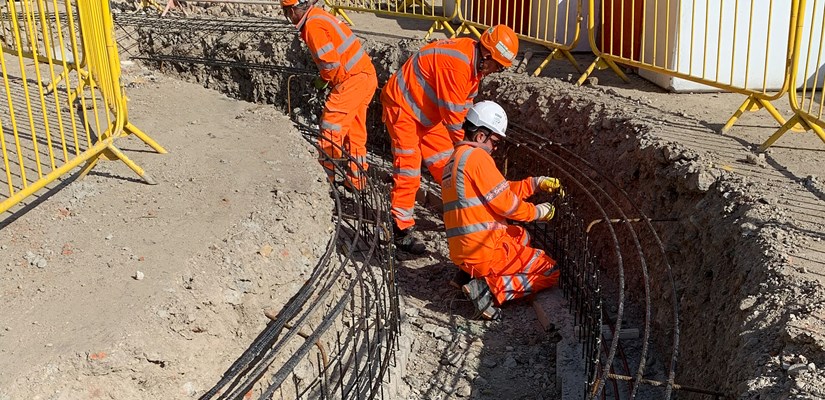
top-left (0, 2), bottom-right (823, 399)
top-left (0, 66), bottom-right (331, 399)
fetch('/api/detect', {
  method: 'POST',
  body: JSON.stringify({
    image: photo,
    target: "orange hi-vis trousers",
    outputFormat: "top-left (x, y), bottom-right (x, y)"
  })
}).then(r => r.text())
top-left (319, 71), bottom-right (378, 190)
top-left (460, 225), bottom-right (559, 305)
top-left (383, 102), bottom-right (455, 230)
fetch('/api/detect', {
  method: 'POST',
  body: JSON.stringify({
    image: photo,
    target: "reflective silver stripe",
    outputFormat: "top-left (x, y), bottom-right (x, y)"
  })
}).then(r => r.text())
top-left (307, 13), bottom-right (363, 72)
top-left (483, 180), bottom-right (509, 203)
top-left (411, 57), bottom-right (466, 114)
top-left (344, 47), bottom-right (365, 71)
top-left (394, 70), bottom-right (432, 126)
top-left (315, 42), bottom-right (334, 58)
top-left (441, 100), bottom-right (466, 112)
top-left (410, 56), bottom-right (442, 117)
top-left (521, 230), bottom-right (531, 245)
top-left (336, 33), bottom-right (357, 54)
top-left (423, 149), bottom-right (452, 167)
top-left (502, 197), bottom-right (519, 217)
top-left (522, 250), bottom-right (542, 274)
top-left (531, 176), bottom-right (540, 191)
top-left (354, 155), bottom-right (367, 164)
top-left (446, 122), bottom-right (463, 132)
top-left (518, 274), bottom-right (532, 293)
top-left (454, 147), bottom-right (476, 200)
top-left (307, 14), bottom-right (348, 41)
top-left (319, 61), bottom-right (340, 70)
top-left (392, 206), bottom-right (414, 220)
top-left (503, 276), bottom-right (516, 301)
top-left (443, 196), bottom-right (483, 212)
top-left (420, 46), bottom-right (470, 64)
top-left (445, 222), bottom-right (491, 238)
top-left (320, 120), bottom-right (341, 132)
top-left (393, 147), bottom-right (416, 155)
top-left (535, 206), bottom-right (543, 220)
top-left (393, 167), bottom-right (420, 177)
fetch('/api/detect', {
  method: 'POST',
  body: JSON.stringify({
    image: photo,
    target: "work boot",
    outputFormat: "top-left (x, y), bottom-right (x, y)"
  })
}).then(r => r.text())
top-left (449, 269), bottom-right (472, 289)
top-left (392, 222), bottom-right (426, 255)
top-left (462, 279), bottom-right (501, 321)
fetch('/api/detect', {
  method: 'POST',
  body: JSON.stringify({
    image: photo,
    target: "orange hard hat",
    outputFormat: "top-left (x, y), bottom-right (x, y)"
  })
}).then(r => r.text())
top-left (479, 25), bottom-right (519, 67)
top-left (280, 0), bottom-right (299, 6)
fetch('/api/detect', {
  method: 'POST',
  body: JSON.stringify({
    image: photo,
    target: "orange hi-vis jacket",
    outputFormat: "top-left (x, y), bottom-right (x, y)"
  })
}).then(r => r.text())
top-left (382, 38), bottom-right (480, 142)
top-left (441, 142), bottom-right (544, 267)
top-left (298, 6), bottom-right (375, 87)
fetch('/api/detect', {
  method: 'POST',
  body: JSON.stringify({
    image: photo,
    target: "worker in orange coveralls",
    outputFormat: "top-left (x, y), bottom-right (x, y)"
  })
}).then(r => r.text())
top-left (282, 0), bottom-right (377, 191)
top-left (381, 25), bottom-right (519, 254)
top-left (441, 101), bottom-right (564, 320)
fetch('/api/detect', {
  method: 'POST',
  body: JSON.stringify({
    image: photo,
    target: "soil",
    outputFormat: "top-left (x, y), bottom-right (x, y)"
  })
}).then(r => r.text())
top-left (0, 1), bottom-right (823, 399)
top-left (0, 67), bottom-right (332, 399)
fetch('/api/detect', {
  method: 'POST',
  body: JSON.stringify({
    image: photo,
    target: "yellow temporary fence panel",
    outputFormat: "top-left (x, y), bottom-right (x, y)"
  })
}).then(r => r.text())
top-left (454, 0), bottom-right (584, 76)
top-left (325, 0), bottom-right (460, 38)
top-left (0, 0), bottom-right (165, 216)
top-left (583, 0), bottom-right (804, 134)
top-left (764, 0), bottom-right (825, 149)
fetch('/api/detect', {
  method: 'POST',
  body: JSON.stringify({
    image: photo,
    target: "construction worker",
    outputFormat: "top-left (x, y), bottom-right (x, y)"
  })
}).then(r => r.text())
top-left (282, 0), bottom-right (378, 191)
top-left (381, 25), bottom-right (519, 254)
top-left (441, 101), bottom-right (564, 320)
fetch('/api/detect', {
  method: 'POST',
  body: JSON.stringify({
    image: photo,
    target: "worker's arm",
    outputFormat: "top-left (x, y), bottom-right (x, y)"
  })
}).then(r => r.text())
top-left (470, 151), bottom-right (541, 222)
top-left (304, 22), bottom-right (348, 86)
top-left (508, 177), bottom-right (540, 200)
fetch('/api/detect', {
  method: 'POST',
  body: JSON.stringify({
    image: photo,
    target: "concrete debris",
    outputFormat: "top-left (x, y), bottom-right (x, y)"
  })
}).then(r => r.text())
top-left (24, 252), bottom-right (48, 269)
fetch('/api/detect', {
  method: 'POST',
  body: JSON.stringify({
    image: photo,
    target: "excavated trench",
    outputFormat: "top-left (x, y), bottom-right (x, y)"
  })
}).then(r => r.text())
top-left (125, 5), bottom-right (825, 398)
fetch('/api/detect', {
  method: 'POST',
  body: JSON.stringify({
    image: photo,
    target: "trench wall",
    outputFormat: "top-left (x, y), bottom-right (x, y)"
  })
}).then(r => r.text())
top-left (483, 77), bottom-right (825, 398)
top-left (135, 16), bottom-right (825, 398)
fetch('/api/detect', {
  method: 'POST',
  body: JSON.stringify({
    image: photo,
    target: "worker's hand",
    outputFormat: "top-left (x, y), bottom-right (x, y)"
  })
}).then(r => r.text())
top-left (313, 77), bottom-right (329, 90)
top-left (535, 202), bottom-right (555, 222)
top-left (538, 176), bottom-right (564, 198)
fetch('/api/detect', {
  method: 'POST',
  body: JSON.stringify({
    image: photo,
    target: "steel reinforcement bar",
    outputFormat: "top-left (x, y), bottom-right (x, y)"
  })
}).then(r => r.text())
top-left (123, 11), bottom-right (730, 397)
top-left (199, 126), bottom-right (399, 400)
top-left (502, 123), bottom-right (723, 399)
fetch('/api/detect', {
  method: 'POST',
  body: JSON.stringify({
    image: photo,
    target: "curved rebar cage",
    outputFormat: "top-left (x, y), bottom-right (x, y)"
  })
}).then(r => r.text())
top-left (200, 128), bottom-right (399, 400)
top-left (117, 10), bottom-right (720, 397)
top-left (500, 124), bottom-right (684, 400)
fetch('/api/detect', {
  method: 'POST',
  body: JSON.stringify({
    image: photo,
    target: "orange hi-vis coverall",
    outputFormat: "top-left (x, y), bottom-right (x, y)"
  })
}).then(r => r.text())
top-left (381, 38), bottom-right (481, 229)
top-left (441, 142), bottom-right (559, 305)
top-left (298, 6), bottom-right (377, 190)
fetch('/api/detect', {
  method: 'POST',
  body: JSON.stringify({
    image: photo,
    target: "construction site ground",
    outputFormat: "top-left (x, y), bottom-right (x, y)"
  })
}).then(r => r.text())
top-left (0, 4), bottom-right (823, 399)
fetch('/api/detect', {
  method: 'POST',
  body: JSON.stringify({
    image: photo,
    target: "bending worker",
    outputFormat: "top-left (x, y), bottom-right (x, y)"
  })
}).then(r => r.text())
top-left (381, 25), bottom-right (519, 253)
top-left (282, 0), bottom-right (378, 191)
top-left (441, 101), bottom-right (564, 320)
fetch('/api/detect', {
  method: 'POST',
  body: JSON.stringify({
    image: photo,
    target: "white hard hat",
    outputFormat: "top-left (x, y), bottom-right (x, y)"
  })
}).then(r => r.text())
top-left (465, 100), bottom-right (507, 137)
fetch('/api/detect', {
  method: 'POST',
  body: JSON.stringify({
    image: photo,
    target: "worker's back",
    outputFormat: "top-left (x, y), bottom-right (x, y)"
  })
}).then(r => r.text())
top-left (299, 6), bottom-right (375, 86)
top-left (381, 38), bottom-right (479, 128)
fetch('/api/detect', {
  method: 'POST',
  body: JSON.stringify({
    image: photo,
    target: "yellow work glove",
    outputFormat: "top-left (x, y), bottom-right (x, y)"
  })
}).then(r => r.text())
top-left (538, 176), bottom-right (565, 199)
top-left (535, 202), bottom-right (555, 222)
top-left (313, 77), bottom-right (329, 90)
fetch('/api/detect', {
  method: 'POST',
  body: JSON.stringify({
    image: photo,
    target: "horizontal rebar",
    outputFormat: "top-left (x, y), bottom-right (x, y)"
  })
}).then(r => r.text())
top-left (607, 374), bottom-right (726, 398)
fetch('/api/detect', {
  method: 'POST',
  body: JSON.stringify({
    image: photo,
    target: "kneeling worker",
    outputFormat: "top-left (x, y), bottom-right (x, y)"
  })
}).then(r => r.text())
top-left (440, 101), bottom-right (565, 320)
